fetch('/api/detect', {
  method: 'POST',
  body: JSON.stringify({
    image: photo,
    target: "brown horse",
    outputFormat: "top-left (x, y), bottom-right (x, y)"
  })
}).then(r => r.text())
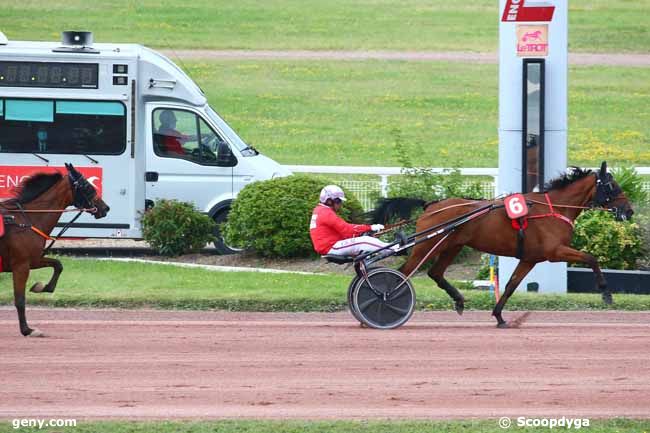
top-left (0, 163), bottom-right (109, 336)
top-left (371, 162), bottom-right (633, 327)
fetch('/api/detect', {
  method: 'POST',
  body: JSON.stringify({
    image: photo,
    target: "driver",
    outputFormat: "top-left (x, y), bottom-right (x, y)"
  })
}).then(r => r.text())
top-left (310, 185), bottom-right (395, 256)
top-left (158, 110), bottom-right (195, 155)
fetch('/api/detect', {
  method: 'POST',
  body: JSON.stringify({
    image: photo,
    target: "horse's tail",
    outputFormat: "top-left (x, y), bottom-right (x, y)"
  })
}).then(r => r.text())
top-left (366, 197), bottom-right (427, 224)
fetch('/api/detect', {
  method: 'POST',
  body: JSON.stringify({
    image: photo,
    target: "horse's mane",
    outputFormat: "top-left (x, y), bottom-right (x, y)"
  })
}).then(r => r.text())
top-left (7, 172), bottom-right (63, 204)
top-left (366, 197), bottom-right (426, 224)
top-left (544, 167), bottom-right (593, 192)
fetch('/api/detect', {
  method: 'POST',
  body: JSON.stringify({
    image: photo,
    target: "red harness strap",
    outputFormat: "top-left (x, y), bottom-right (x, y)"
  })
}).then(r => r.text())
top-left (30, 226), bottom-right (54, 241)
top-left (526, 193), bottom-right (575, 228)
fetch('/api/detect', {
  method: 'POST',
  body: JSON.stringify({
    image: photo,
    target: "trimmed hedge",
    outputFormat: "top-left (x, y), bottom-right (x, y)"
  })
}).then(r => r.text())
top-left (224, 175), bottom-right (365, 258)
top-left (141, 199), bottom-right (216, 257)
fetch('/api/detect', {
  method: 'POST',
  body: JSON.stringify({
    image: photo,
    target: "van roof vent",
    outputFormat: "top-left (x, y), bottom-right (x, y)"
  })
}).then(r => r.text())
top-left (0, 31), bottom-right (8, 45)
top-left (53, 31), bottom-right (100, 54)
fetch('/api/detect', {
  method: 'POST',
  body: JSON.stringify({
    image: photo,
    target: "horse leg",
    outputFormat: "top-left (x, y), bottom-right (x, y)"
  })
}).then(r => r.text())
top-left (29, 257), bottom-right (63, 294)
top-left (11, 264), bottom-right (42, 337)
top-left (492, 261), bottom-right (535, 328)
top-left (427, 245), bottom-right (465, 315)
top-left (550, 245), bottom-right (611, 304)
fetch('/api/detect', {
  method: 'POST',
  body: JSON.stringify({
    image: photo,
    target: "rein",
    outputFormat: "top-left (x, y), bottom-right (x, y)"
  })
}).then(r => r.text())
top-left (526, 198), bottom-right (612, 212)
top-left (43, 210), bottom-right (85, 254)
top-left (0, 207), bottom-right (97, 213)
top-left (373, 201), bottom-right (484, 236)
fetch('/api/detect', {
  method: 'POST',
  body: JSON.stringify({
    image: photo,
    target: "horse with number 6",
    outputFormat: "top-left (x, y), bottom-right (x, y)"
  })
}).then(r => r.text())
top-left (0, 163), bottom-right (110, 337)
top-left (370, 161), bottom-right (633, 328)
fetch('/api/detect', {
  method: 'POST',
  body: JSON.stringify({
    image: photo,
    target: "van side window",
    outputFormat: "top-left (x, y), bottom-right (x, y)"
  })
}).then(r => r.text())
top-left (0, 99), bottom-right (126, 155)
top-left (153, 108), bottom-right (236, 167)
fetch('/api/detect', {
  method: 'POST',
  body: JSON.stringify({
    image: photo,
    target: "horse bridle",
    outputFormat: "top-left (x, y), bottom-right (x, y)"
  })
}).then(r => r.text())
top-left (67, 169), bottom-right (99, 213)
top-left (593, 172), bottom-right (626, 219)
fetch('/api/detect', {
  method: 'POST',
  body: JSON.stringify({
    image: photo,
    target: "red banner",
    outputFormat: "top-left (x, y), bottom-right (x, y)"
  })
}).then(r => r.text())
top-left (0, 166), bottom-right (103, 199)
top-left (502, 0), bottom-right (555, 22)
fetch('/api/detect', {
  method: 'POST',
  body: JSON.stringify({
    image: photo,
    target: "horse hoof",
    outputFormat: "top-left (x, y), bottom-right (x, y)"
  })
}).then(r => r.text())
top-left (454, 301), bottom-right (464, 316)
top-left (28, 329), bottom-right (45, 338)
top-left (30, 282), bottom-right (45, 293)
top-left (497, 321), bottom-right (509, 329)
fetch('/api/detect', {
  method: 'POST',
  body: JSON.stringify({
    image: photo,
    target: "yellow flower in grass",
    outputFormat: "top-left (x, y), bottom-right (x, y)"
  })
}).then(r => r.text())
top-left (613, 130), bottom-right (643, 142)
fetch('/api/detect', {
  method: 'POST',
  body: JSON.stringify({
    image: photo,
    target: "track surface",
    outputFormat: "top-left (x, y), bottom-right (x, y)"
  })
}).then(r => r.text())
top-left (1, 309), bottom-right (649, 420)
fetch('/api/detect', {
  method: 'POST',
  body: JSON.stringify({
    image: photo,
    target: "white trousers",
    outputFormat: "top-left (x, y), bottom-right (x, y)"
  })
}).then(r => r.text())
top-left (327, 236), bottom-right (391, 256)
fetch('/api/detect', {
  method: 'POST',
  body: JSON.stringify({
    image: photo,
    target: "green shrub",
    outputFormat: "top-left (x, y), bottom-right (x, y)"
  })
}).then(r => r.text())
top-left (141, 199), bottom-right (216, 257)
top-left (611, 166), bottom-right (649, 206)
top-left (389, 167), bottom-right (485, 202)
top-left (224, 175), bottom-right (365, 258)
top-left (389, 128), bottom-right (484, 201)
top-left (635, 211), bottom-right (650, 270)
top-left (571, 210), bottom-right (644, 270)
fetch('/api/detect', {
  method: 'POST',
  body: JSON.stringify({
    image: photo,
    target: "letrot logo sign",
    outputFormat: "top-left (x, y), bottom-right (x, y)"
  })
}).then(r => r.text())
top-left (501, 0), bottom-right (555, 22)
top-left (517, 25), bottom-right (548, 56)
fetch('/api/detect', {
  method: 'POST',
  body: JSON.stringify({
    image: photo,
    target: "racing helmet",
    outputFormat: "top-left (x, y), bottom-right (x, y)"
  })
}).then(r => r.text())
top-left (319, 185), bottom-right (346, 203)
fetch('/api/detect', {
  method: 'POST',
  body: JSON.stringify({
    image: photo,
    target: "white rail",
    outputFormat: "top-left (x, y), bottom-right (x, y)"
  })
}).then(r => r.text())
top-left (286, 165), bottom-right (499, 198)
top-left (285, 165), bottom-right (650, 210)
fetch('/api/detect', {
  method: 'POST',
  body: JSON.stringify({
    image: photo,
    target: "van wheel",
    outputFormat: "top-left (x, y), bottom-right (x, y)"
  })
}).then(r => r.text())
top-left (212, 209), bottom-right (243, 255)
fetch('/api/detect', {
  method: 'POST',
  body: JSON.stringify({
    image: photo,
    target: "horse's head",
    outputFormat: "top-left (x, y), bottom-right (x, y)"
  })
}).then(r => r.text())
top-left (64, 163), bottom-right (110, 219)
top-left (594, 161), bottom-right (633, 221)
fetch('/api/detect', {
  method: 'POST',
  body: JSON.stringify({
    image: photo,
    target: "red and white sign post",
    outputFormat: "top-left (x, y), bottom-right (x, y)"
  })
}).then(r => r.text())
top-left (498, 0), bottom-right (568, 293)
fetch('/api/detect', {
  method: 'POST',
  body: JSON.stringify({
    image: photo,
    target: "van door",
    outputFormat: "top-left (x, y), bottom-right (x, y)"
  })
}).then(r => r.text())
top-left (144, 104), bottom-right (237, 212)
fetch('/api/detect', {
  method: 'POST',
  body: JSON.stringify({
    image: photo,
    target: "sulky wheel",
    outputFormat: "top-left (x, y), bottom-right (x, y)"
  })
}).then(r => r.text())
top-left (347, 267), bottom-right (379, 324)
top-left (351, 268), bottom-right (415, 329)
top-left (347, 274), bottom-right (362, 322)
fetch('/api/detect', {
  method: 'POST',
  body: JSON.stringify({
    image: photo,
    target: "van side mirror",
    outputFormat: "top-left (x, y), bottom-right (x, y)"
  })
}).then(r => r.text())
top-left (216, 144), bottom-right (237, 167)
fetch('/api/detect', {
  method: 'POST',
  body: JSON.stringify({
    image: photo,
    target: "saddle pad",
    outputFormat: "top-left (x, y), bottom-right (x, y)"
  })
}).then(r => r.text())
top-left (504, 193), bottom-right (529, 220)
top-left (0, 214), bottom-right (4, 238)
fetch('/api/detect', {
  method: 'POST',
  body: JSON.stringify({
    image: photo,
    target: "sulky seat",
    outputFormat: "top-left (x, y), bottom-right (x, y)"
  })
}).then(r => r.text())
top-left (322, 254), bottom-right (355, 265)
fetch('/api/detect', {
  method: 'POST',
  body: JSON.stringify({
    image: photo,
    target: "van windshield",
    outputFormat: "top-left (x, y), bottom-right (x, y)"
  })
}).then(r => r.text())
top-left (205, 106), bottom-right (252, 154)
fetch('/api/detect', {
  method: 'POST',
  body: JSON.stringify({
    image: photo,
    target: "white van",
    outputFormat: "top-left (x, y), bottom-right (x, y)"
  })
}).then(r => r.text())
top-left (0, 31), bottom-right (290, 253)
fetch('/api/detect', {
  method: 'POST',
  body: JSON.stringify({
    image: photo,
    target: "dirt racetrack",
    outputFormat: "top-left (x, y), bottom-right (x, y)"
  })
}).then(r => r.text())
top-left (1, 308), bottom-right (649, 420)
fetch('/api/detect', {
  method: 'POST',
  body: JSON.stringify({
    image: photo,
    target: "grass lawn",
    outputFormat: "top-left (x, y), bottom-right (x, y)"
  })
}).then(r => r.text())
top-left (0, 0), bottom-right (649, 53)
top-left (1, 258), bottom-right (650, 312)
top-left (189, 60), bottom-right (650, 167)
top-left (1, 419), bottom-right (649, 433)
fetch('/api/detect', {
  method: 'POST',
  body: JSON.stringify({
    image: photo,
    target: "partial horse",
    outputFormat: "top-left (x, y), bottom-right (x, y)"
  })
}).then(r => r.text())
top-left (370, 162), bottom-right (633, 327)
top-left (0, 163), bottom-right (109, 336)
